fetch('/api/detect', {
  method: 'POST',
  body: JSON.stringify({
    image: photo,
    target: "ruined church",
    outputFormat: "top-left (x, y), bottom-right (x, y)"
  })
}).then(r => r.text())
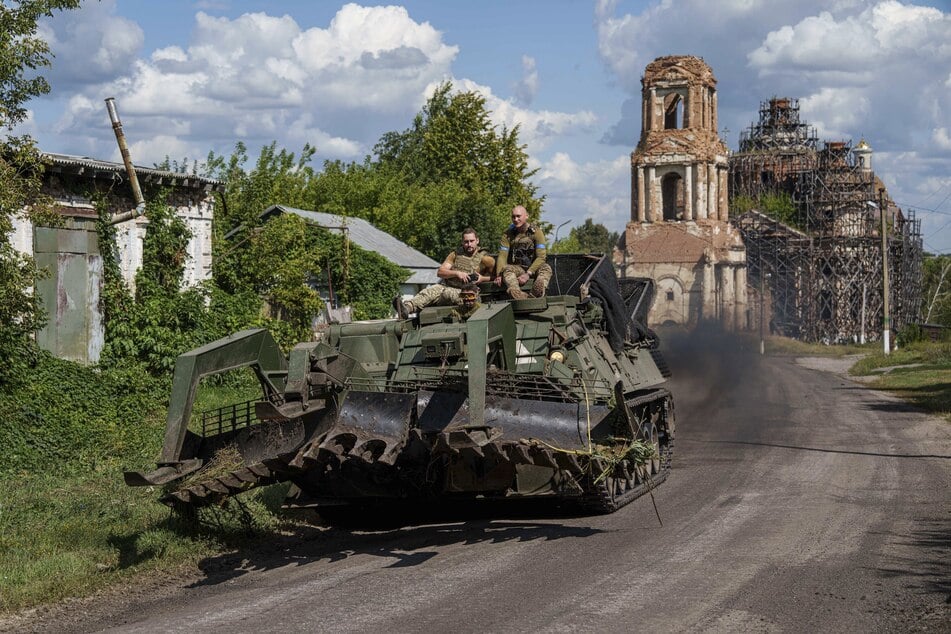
top-left (616, 55), bottom-right (748, 329)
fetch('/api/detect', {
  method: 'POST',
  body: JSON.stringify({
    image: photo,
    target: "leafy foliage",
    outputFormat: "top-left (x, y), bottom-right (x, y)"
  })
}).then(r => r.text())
top-left (921, 254), bottom-right (951, 327)
top-left (209, 141), bottom-right (315, 230)
top-left (0, 352), bottom-right (165, 477)
top-left (98, 199), bottom-right (215, 373)
top-left (314, 81), bottom-right (543, 260)
top-left (0, 0), bottom-right (80, 385)
top-left (239, 213), bottom-right (325, 347)
top-left (551, 218), bottom-right (619, 254)
top-left (732, 193), bottom-right (800, 229)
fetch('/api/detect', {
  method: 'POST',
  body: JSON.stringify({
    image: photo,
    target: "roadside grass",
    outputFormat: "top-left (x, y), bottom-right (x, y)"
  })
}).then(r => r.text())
top-left (848, 340), bottom-right (951, 422)
top-left (0, 468), bottom-right (294, 612)
top-left (765, 335), bottom-right (872, 357)
top-left (0, 356), bottom-right (292, 615)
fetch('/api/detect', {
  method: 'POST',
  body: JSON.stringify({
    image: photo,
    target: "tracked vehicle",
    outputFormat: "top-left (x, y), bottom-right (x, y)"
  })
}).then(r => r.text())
top-left (125, 254), bottom-right (674, 517)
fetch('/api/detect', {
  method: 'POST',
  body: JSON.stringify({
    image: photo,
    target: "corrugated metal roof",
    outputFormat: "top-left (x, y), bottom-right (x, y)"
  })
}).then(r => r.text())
top-left (262, 205), bottom-right (440, 284)
top-left (42, 152), bottom-right (223, 189)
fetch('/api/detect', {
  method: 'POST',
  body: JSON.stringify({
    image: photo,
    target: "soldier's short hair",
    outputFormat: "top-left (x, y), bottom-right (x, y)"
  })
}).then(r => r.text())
top-left (460, 282), bottom-right (480, 298)
top-left (462, 227), bottom-right (478, 239)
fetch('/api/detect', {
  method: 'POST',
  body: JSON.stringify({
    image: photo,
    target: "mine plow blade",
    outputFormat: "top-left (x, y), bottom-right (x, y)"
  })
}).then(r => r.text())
top-left (418, 389), bottom-right (611, 452)
top-left (290, 391), bottom-right (414, 470)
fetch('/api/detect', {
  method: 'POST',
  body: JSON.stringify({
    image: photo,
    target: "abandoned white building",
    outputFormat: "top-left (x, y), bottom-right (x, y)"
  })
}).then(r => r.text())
top-left (616, 55), bottom-right (749, 330)
top-left (10, 152), bottom-right (220, 364)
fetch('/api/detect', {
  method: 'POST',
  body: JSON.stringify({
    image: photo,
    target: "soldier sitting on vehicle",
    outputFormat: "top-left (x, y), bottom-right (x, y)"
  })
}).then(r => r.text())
top-left (394, 228), bottom-right (495, 319)
top-left (494, 204), bottom-right (552, 299)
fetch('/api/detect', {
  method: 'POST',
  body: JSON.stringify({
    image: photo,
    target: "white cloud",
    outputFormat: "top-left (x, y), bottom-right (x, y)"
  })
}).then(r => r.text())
top-left (291, 4), bottom-right (458, 109)
top-left (124, 135), bottom-right (205, 166)
top-left (933, 128), bottom-right (951, 151)
top-left (45, 4), bottom-right (460, 163)
top-left (748, 2), bottom-right (950, 74)
top-left (800, 87), bottom-right (870, 139)
top-left (514, 55), bottom-right (539, 106)
top-left (40, 0), bottom-right (143, 88)
top-left (538, 153), bottom-right (631, 231)
top-left (448, 79), bottom-right (597, 154)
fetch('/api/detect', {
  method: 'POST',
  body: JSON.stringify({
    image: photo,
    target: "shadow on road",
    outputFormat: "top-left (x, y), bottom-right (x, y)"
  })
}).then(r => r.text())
top-left (189, 499), bottom-right (606, 588)
top-left (682, 438), bottom-right (951, 460)
top-left (872, 516), bottom-right (951, 602)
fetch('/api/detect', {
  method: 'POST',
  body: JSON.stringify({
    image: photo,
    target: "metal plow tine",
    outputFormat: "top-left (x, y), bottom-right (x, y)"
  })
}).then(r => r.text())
top-left (288, 442), bottom-right (315, 469)
top-left (482, 442), bottom-right (509, 464)
top-left (463, 445), bottom-right (485, 459)
top-left (247, 463), bottom-right (273, 478)
top-left (321, 432), bottom-right (357, 456)
top-left (351, 438), bottom-right (389, 463)
top-left (232, 467), bottom-right (260, 483)
top-left (203, 480), bottom-right (230, 495)
top-left (528, 446), bottom-right (559, 469)
top-left (505, 444), bottom-right (532, 464)
top-left (553, 452), bottom-right (584, 474)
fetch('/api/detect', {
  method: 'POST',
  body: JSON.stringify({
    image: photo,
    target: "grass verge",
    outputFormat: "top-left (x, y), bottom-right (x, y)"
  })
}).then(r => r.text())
top-left (848, 340), bottom-right (951, 422)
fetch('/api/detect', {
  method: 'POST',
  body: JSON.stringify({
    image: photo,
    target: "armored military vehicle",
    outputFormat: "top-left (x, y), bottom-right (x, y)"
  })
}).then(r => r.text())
top-left (125, 254), bottom-right (674, 517)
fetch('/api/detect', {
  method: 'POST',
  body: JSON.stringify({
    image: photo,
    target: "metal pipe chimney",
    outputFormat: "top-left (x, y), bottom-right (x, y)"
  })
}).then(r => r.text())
top-left (104, 97), bottom-right (146, 225)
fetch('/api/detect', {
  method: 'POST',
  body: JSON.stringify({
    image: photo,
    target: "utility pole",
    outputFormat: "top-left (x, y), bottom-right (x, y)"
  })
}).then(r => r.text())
top-left (759, 271), bottom-right (770, 355)
top-left (877, 190), bottom-right (890, 355)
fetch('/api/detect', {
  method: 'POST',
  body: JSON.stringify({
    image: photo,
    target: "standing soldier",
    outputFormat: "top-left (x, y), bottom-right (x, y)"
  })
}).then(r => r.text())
top-left (394, 228), bottom-right (495, 318)
top-left (495, 205), bottom-right (552, 299)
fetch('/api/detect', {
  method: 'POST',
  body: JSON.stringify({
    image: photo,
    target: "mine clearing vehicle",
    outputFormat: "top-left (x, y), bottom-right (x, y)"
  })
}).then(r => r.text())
top-left (125, 254), bottom-right (674, 521)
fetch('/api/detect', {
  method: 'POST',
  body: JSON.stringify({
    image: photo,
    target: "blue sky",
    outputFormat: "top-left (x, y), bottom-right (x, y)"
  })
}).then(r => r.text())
top-left (24, 0), bottom-right (951, 253)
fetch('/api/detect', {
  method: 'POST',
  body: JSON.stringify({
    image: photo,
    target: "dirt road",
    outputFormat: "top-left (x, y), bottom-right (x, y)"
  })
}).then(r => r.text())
top-left (21, 334), bottom-right (951, 632)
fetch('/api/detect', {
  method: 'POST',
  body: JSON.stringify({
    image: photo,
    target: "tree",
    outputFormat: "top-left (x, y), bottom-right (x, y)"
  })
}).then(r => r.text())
top-left (551, 219), bottom-right (619, 254)
top-left (0, 0), bottom-right (80, 384)
top-left (362, 82), bottom-right (542, 259)
top-left (922, 254), bottom-right (951, 327)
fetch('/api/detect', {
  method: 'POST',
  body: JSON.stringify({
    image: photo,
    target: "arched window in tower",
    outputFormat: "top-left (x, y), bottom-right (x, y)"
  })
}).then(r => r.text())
top-left (664, 93), bottom-right (684, 129)
top-left (661, 172), bottom-right (685, 220)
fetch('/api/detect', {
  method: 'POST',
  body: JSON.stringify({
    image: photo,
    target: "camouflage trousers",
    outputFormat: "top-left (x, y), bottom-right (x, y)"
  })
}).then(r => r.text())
top-left (407, 283), bottom-right (462, 312)
top-left (501, 263), bottom-right (552, 299)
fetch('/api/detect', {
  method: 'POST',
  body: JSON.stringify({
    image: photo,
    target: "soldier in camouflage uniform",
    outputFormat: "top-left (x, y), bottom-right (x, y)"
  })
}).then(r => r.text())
top-left (450, 283), bottom-right (481, 321)
top-left (395, 228), bottom-right (495, 318)
top-left (494, 205), bottom-right (552, 299)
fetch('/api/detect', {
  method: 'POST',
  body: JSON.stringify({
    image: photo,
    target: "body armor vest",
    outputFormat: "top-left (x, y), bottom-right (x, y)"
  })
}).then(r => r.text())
top-left (445, 248), bottom-right (488, 287)
top-left (508, 226), bottom-right (537, 268)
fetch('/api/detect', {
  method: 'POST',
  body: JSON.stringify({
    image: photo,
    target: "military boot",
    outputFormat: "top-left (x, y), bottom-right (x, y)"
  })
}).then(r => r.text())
top-left (531, 265), bottom-right (552, 297)
top-left (531, 277), bottom-right (547, 298)
top-left (507, 287), bottom-right (529, 300)
top-left (393, 296), bottom-right (410, 319)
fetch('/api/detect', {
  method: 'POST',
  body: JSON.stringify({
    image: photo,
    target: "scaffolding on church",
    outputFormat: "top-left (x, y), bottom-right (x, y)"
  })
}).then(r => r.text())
top-left (737, 208), bottom-right (923, 343)
top-left (730, 98), bottom-right (923, 343)
top-left (730, 97), bottom-right (819, 199)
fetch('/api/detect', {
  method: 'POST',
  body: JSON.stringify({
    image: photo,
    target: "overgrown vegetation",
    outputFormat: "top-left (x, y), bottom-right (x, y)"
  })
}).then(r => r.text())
top-left (0, 353), bottom-right (298, 613)
top-left (731, 192), bottom-right (800, 229)
top-left (0, 0), bottom-right (80, 386)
